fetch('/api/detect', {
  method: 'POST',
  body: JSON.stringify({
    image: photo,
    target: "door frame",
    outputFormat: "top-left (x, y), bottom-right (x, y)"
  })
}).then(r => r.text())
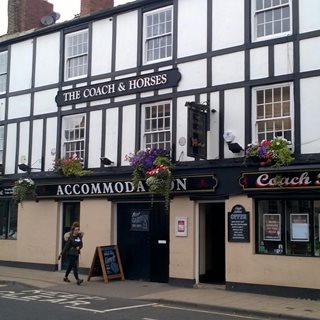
top-left (58, 201), bottom-right (81, 271)
top-left (195, 200), bottom-right (225, 284)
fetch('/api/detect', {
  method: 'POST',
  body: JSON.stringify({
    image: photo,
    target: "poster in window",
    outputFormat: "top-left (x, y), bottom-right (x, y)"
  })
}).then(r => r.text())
top-left (290, 213), bottom-right (309, 242)
top-left (130, 209), bottom-right (150, 231)
top-left (263, 214), bottom-right (281, 241)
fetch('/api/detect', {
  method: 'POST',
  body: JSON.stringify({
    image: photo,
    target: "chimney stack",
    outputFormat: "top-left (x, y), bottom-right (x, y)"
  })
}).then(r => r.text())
top-left (80, 0), bottom-right (114, 16)
top-left (7, 0), bottom-right (54, 34)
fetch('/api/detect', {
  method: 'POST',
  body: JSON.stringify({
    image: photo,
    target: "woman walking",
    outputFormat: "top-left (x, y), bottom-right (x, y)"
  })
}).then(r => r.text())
top-left (60, 225), bottom-right (83, 285)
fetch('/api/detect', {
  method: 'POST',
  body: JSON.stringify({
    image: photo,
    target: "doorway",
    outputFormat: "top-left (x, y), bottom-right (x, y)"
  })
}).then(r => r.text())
top-left (199, 202), bottom-right (225, 284)
top-left (117, 202), bottom-right (169, 283)
top-left (61, 202), bottom-right (80, 269)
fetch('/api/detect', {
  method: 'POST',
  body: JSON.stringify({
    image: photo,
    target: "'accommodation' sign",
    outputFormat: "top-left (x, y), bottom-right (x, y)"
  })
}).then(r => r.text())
top-left (55, 69), bottom-right (181, 106)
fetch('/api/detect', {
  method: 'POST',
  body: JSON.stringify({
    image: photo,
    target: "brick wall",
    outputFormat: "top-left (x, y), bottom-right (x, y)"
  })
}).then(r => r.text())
top-left (7, 0), bottom-right (54, 34)
top-left (80, 0), bottom-right (114, 16)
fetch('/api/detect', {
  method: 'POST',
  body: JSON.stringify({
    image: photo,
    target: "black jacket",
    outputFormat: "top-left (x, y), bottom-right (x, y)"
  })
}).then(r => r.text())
top-left (61, 234), bottom-right (83, 256)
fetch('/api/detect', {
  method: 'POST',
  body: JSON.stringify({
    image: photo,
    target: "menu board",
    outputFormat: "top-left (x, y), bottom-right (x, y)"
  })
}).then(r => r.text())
top-left (263, 214), bottom-right (281, 241)
top-left (87, 245), bottom-right (124, 283)
top-left (228, 205), bottom-right (250, 242)
top-left (187, 108), bottom-right (207, 159)
top-left (130, 209), bottom-right (150, 231)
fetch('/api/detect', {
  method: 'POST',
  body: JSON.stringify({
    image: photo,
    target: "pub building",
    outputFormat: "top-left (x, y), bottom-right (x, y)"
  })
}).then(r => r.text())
top-left (0, 0), bottom-right (320, 298)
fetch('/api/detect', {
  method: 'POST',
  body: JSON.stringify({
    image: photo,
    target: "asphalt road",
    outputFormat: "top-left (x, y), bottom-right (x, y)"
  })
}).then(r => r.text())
top-left (0, 283), bottom-right (292, 320)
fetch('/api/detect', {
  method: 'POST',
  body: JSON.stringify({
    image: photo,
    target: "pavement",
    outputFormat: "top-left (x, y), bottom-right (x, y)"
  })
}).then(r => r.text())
top-left (0, 266), bottom-right (320, 319)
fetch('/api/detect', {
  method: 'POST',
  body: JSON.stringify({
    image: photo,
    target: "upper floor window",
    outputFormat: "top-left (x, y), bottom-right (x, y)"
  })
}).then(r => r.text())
top-left (141, 101), bottom-right (172, 151)
top-left (62, 114), bottom-right (86, 160)
top-left (144, 6), bottom-right (173, 64)
top-left (253, 0), bottom-right (291, 41)
top-left (0, 51), bottom-right (8, 93)
top-left (65, 30), bottom-right (88, 81)
top-left (253, 83), bottom-right (293, 143)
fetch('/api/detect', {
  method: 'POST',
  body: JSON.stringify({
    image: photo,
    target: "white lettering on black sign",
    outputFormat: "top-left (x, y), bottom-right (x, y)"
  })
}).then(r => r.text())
top-left (55, 69), bottom-right (180, 107)
top-left (228, 205), bottom-right (250, 242)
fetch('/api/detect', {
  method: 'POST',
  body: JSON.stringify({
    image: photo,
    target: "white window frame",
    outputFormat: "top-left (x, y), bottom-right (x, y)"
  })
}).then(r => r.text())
top-left (143, 6), bottom-right (173, 65)
top-left (141, 100), bottom-right (172, 151)
top-left (252, 0), bottom-right (292, 42)
top-left (64, 29), bottom-right (88, 81)
top-left (61, 114), bottom-right (86, 161)
top-left (252, 82), bottom-right (294, 145)
top-left (0, 51), bottom-right (8, 94)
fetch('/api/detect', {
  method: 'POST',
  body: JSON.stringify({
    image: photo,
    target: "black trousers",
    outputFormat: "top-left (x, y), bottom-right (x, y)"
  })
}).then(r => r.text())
top-left (65, 255), bottom-right (79, 280)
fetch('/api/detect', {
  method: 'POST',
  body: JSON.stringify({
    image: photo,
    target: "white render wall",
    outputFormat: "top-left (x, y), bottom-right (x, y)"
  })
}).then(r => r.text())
top-left (224, 88), bottom-right (245, 159)
top-left (8, 94), bottom-right (31, 119)
top-left (115, 11), bottom-right (138, 71)
top-left (35, 33), bottom-right (60, 87)
top-left (212, 0), bottom-right (244, 50)
top-left (299, 0), bottom-right (320, 33)
top-left (300, 37), bottom-right (320, 73)
top-left (9, 40), bottom-right (33, 92)
top-left (18, 122), bottom-right (30, 171)
top-left (177, 0), bottom-right (207, 58)
top-left (212, 51), bottom-right (245, 86)
top-left (92, 19), bottom-right (113, 76)
top-left (31, 119), bottom-right (43, 170)
top-left (105, 107), bottom-right (119, 165)
top-left (300, 76), bottom-right (320, 154)
top-left (1, 0), bottom-right (320, 175)
top-left (121, 105), bottom-right (136, 166)
top-left (44, 117), bottom-right (57, 171)
top-left (250, 47), bottom-right (269, 80)
top-left (88, 110), bottom-right (103, 168)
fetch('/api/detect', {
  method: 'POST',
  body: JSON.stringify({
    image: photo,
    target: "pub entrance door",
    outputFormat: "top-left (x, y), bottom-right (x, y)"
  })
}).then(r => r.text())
top-left (61, 202), bottom-right (80, 270)
top-left (199, 202), bottom-right (225, 284)
top-left (117, 202), bottom-right (169, 283)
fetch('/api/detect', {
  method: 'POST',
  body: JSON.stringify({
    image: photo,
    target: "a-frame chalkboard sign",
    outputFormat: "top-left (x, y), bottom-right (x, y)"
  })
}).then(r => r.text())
top-left (87, 245), bottom-right (124, 283)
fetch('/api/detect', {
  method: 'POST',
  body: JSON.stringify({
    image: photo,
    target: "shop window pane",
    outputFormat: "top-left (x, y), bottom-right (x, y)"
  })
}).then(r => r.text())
top-left (257, 200), bottom-right (283, 255)
top-left (286, 200), bottom-right (312, 256)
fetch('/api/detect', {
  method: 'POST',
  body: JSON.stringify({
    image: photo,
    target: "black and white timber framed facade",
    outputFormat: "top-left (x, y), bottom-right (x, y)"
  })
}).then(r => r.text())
top-left (1, 0), bottom-right (320, 299)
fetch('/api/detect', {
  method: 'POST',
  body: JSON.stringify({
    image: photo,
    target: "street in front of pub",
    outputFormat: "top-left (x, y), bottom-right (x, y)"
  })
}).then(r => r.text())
top-left (0, 282), bottom-right (300, 320)
top-left (1, 266), bottom-right (320, 320)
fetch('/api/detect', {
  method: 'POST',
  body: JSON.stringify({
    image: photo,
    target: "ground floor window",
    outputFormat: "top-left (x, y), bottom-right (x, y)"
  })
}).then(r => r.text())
top-left (0, 201), bottom-right (17, 240)
top-left (256, 199), bottom-right (320, 257)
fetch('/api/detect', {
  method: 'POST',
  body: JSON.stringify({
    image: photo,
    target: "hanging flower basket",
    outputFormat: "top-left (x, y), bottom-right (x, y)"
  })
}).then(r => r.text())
top-left (53, 157), bottom-right (92, 176)
top-left (125, 148), bottom-right (173, 209)
top-left (245, 137), bottom-right (294, 167)
top-left (12, 178), bottom-right (36, 204)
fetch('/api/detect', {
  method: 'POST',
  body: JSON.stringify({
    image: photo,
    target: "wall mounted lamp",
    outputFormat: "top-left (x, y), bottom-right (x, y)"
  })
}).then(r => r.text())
top-left (18, 163), bottom-right (41, 173)
top-left (100, 157), bottom-right (114, 166)
top-left (223, 131), bottom-right (244, 153)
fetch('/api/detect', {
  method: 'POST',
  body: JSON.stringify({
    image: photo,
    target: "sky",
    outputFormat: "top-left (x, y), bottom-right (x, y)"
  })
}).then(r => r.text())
top-left (0, 0), bottom-right (130, 36)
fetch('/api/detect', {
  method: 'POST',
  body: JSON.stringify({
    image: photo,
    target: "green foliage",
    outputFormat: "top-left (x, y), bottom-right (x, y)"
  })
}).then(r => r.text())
top-left (53, 157), bottom-right (92, 176)
top-left (12, 178), bottom-right (36, 204)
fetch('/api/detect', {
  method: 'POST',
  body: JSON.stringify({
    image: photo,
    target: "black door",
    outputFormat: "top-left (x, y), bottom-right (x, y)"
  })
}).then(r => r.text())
top-left (117, 202), bottom-right (169, 283)
top-left (61, 202), bottom-right (80, 269)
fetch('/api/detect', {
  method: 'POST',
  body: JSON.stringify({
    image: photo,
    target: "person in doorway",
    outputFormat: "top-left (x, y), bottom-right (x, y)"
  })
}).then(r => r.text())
top-left (59, 225), bottom-right (84, 285)
top-left (64, 221), bottom-right (84, 241)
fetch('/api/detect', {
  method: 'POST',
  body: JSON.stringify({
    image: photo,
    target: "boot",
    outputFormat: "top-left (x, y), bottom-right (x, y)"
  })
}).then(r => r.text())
top-left (63, 277), bottom-right (70, 282)
top-left (77, 279), bottom-right (83, 285)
